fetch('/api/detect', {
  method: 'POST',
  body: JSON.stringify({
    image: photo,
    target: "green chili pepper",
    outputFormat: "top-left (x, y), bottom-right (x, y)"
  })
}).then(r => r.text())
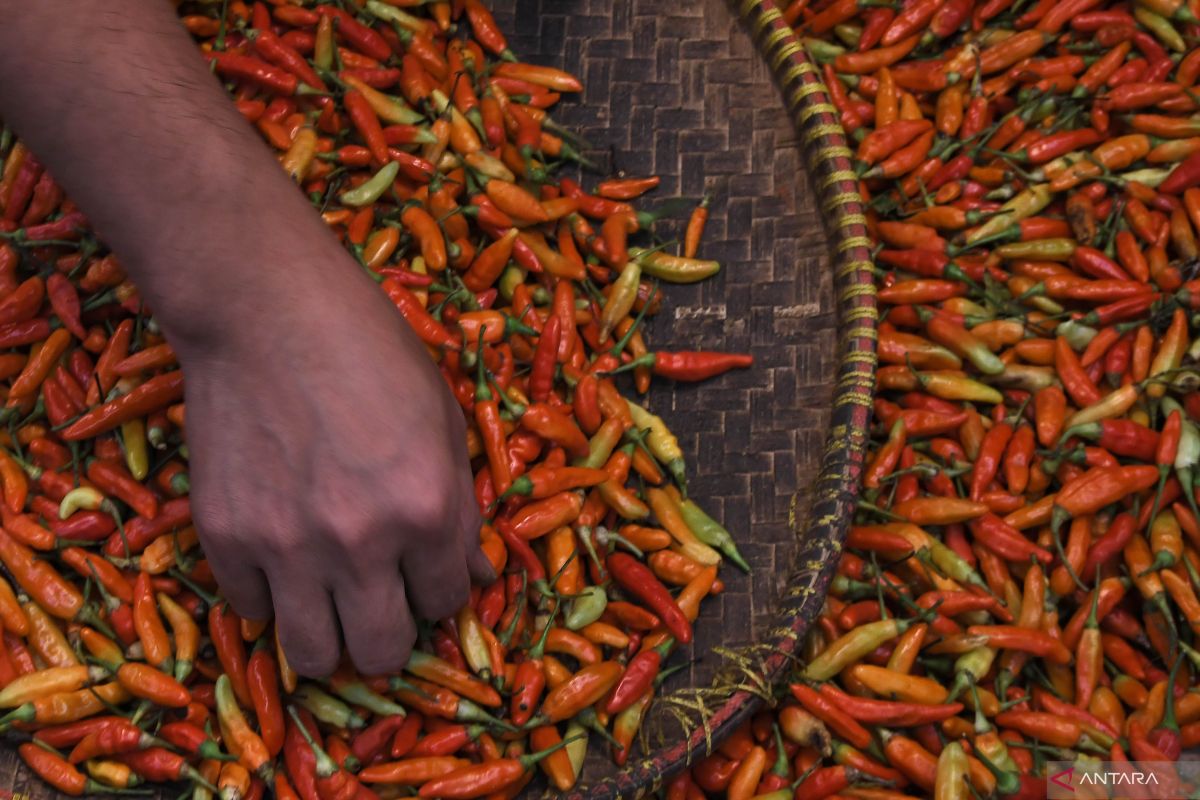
top-left (339, 161), bottom-right (400, 207)
top-left (365, 0), bottom-right (427, 32)
top-left (676, 498), bottom-right (751, 573)
top-left (965, 184), bottom-right (1052, 245)
top-left (610, 690), bottom-right (652, 760)
top-left (1055, 319), bottom-right (1097, 351)
top-left (832, 22), bottom-right (862, 49)
top-left (498, 266), bottom-right (526, 302)
top-left (327, 679), bottom-right (407, 718)
top-left (1133, 6), bottom-right (1187, 51)
top-left (564, 585), bottom-right (608, 630)
top-left (802, 618), bottom-right (910, 681)
top-left (925, 538), bottom-right (988, 591)
top-left (611, 279), bottom-right (656, 358)
top-left (598, 261), bottom-right (641, 341)
top-left (803, 37), bottom-right (846, 62)
top-left (994, 238), bottom-right (1076, 261)
top-left (564, 721), bottom-right (588, 776)
top-left (1118, 167), bottom-right (1172, 188)
top-left (945, 646), bottom-right (997, 702)
top-left (574, 420), bottom-right (624, 470)
top-left (626, 401), bottom-right (687, 493)
top-left (292, 684), bottom-right (367, 729)
top-left (629, 247), bottom-right (720, 284)
top-left (575, 526), bottom-right (606, 578)
top-left (1165, 397), bottom-right (1200, 521)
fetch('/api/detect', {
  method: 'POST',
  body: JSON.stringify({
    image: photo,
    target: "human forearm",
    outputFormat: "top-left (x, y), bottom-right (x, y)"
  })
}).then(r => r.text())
top-left (0, 0), bottom-right (359, 352)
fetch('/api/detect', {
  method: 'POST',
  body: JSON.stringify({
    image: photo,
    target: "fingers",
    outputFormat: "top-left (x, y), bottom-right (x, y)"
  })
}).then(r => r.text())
top-left (204, 550), bottom-right (273, 623)
top-left (466, 546), bottom-right (497, 586)
top-left (457, 470), bottom-right (494, 586)
top-left (403, 545), bottom-right (471, 624)
top-left (268, 568), bottom-right (341, 678)
top-left (334, 569), bottom-right (416, 676)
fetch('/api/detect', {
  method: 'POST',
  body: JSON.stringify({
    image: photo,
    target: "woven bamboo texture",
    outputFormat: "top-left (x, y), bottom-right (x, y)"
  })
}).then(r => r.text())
top-left (0, 0), bottom-right (876, 797)
top-left (479, 0), bottom-right (876, 797)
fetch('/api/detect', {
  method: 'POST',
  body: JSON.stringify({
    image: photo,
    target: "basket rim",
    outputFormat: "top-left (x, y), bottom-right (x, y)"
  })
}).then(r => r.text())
top-left (559, 1), bottom-right (879, 797)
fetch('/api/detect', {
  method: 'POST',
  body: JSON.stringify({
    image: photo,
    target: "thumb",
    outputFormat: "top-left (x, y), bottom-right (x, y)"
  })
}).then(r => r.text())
top-left (467, 545), bottom-right (497, 586)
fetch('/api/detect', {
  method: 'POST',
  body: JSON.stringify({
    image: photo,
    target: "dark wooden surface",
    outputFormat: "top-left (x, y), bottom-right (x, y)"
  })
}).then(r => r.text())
top-left (0, 0), bottom-right (840, 796)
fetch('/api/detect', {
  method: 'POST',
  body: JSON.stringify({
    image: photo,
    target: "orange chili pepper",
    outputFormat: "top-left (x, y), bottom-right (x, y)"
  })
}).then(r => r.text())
top-left (131, 572), bottom-right (171, 670)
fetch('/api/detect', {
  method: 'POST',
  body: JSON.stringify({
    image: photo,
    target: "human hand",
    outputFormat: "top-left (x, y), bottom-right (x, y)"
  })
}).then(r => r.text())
top-left (177, 238), bottom-right (492, 678)
top-left (0, 0), bottom-right (491, 680)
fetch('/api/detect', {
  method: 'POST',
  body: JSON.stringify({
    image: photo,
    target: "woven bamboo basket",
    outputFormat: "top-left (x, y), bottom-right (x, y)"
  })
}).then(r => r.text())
top-left (0, 0), bottom-right (875, 797)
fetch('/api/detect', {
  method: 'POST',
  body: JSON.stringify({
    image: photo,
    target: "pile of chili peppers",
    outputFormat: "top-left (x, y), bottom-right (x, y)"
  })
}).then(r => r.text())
top-left (0, 0), bottom-right (762, 797)
top-left (659, 0), bottom-right (1200, 798)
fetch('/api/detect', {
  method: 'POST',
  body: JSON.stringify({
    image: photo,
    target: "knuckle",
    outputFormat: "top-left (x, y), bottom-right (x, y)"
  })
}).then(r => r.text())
top-left (309, 501), bottom-right (357, 539)
top-left (287, 646), bottom-right (339, 679)
top-left (402, 491), bottom-right (456, 534)
top-left (335, 523), bottom-right (379, 555)
top-left (315, 505), bottom-right (385, 557)
top-left (257, 531), bottom-right (293, 560)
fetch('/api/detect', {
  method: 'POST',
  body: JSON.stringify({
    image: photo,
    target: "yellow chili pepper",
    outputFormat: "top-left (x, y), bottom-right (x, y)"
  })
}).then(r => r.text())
top-left (23, 601), bottom-right (78, 668)
top-left (627, 401), bottom-right (687, 490)
top-left (280, 126), bottom-right (318, 182)
top-left (802, 618), bottom-right (910, 681)
top-left (120, 418), bottom-right (149, 481)
top-left (630, 247), bottom-right (721, 283)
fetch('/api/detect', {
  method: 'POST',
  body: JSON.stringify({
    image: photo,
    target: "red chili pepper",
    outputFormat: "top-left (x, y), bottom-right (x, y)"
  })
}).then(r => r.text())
top-left (2, 157), bottom-right (41, 223)
top-left (209, 603), bottom-right (253, 709)
top-left (463, 0), bottom-right (512, 58)
top-left (1053, 465), bottom-right (1160, 532)
top-left (1161, 149), bottom-right (1200, 195)
top-left (340, 67), bottom-right (401, 89)
top-left (789, 684), bottom-right (872, 749)
top-left (115, 748), bottom-right (205, 784)
top-left (207, 51), bottom-right (300, 95)
top-left (61, 371), bottom-right (185, 441)
top-left (969, 514), bottom-right (1054, 564)
top-left (606, 552), bottom-right (692, 644)
top-left (1054, 337), bottom-right (1102, 408)
top-left (245, 640), bottom-right (285, 758)
top-left (819, 683), bottom-right (963, 725)
top-left (604, 637), bottom-right (673, 715)
top-left (350, 714), bottom-right (407, 764)
top-left (317, 6), bottom-right (393, 61)
top-left (255, 29), bottom-right (325, 91)
top-left (381, 279), bottom-right (460, 351)
top-left (284, 709), bottom-right (323, 800)
top-left (970, 421), bottom-right (1012, 501)
top-left (343, 90), bottom-right (389, 165)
